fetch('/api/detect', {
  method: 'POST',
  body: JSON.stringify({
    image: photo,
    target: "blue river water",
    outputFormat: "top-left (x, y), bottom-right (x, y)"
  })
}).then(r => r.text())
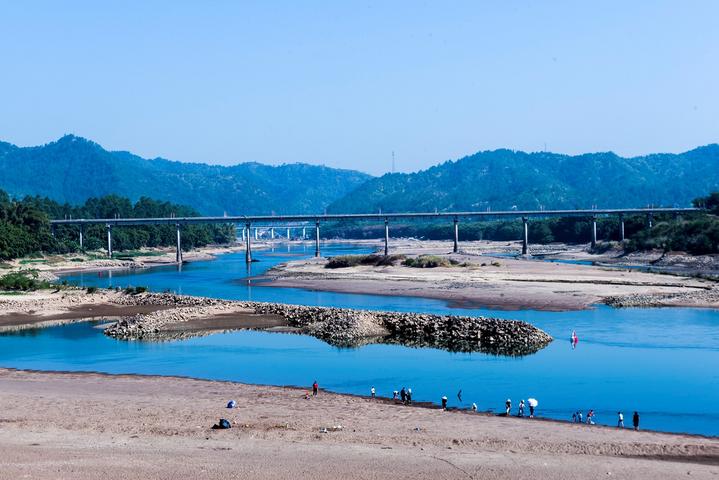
top-left (1, 243), bottom-right (718, 436)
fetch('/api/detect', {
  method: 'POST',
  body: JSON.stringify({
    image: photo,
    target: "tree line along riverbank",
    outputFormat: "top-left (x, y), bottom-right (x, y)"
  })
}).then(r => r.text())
top-left (0, 189), bottom-right (234, 260)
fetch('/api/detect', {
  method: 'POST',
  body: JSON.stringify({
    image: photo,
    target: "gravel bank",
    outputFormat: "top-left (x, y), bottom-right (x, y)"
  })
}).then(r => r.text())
top-left (104, 293), bottom-right (553, 355)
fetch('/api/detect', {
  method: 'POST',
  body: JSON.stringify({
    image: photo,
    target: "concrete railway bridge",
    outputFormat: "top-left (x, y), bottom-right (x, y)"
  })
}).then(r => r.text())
top-left (50, 208), bottom-right (698, 264)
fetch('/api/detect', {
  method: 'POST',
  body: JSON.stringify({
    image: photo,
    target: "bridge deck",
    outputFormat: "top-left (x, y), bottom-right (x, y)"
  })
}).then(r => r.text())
top-left (49, 207), bottom-right (698, 226)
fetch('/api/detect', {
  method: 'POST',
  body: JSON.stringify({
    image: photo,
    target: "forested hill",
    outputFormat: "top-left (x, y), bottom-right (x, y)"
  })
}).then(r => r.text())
top-left (328, 146), bottom-right (719, 213)
top-left (0, 135), bottom-right (371, 215)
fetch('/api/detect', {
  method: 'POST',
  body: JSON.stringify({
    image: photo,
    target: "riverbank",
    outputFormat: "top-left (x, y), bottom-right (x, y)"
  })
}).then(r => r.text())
top-left (0, 368), bottom-right (716, 480)
top-left (265, 240), bottom-right (719, 311)
top-left (2, 243), bottom-right (256, 279)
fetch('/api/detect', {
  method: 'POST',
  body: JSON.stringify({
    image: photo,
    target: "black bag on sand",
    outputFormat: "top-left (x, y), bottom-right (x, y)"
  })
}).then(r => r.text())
top-left (212, 418), bottom-right (232, 429)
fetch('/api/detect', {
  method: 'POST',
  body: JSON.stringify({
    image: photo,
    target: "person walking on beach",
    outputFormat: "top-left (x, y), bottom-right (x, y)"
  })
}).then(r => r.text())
top-left (577, 411), bottom-right (583, 423)
top-left (471, 403), bottom-right (477, 412)
top-left (617, 411), bottom-right (624, 428)
top-left (312, 380), bottom-right (318, 397)
top-left (505, 399), bottom-right (512, 416)
top-left (441, 396), bottom-right (448, 410)
top-left (400, 387), bottom-right (406, 404)
top-left (633, 411), bottom-right (640, 431)
top-left (572, 411), bottom-right (577, 423)
top-left (518, 400), bottom-right (525, 417)
top-left (393, 390), bottom-right (398, 401)
top-left (407, 388), bottom-right (412, 404)
top-left (370, 386), bottom-right (376, 399)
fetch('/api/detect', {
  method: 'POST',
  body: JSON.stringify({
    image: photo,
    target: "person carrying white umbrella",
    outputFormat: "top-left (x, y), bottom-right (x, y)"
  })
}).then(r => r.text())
top-left (527, 398), bottom-right (538, 418)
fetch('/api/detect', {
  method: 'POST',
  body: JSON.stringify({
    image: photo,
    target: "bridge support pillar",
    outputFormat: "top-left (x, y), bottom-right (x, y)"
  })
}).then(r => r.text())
top-left (287, 227), bottom-right (291, 240)
top-left (241, 227), bottom-right (246, 242)
top-left (79, 225), bottom-right (84, 250)
top-left (271, 227), bottom-right (275, 240)
top-left (384, 218), bottom-right (389, 256)
top-left (315, 221), bottom-right (321, 257)
top-left (254, 228), bottom-right (258, 240)
top-left (647, 213), bottom-right (653, 230)
top-left (106, 224), bottom-right (113, 258)
top-left (522, 217), bottom-right (529, 255)
top-left (302, 227), bottom-right (306, 240)
top-left (619, 215), bottom-right (625, 242)
top-left (245, 222), bottom-right (252, 263)
top-left (453, 217), bottom-right (459, 253)
top-left (591, 216), bottom-right (598, 249)
top-left (175, 223), bottom-right (182, 263)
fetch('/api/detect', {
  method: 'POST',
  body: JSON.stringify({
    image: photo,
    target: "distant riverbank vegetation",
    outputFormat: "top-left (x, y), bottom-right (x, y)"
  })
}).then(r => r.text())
top-left (323, 193), bottom-right (719, 256)
top-left (0, 189), bottom-right (234, 260)
top-left (325, 254), bottom-right (405, 268)
top-left (0, 270), bottom-right (52, 291)
top-left (324, 254), bottom-right (470, 269)
top-left (624, 193), bottom-right (719, 255)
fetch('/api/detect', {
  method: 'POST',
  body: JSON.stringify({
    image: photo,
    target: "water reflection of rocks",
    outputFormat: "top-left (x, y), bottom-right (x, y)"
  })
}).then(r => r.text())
top-left (316, 335), bottom-right (549, 356)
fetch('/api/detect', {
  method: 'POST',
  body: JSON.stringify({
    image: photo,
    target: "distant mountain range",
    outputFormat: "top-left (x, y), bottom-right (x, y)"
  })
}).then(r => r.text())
top-left (328, 146), bottom-right (719, 213)
top-left (1, 136), bottom-right (718, 215)
top-left (0, 136), bottom-right (371, 215)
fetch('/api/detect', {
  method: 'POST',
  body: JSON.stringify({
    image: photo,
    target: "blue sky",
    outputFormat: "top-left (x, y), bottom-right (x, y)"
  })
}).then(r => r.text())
top-left (1, 1), bottom-right (717, 175)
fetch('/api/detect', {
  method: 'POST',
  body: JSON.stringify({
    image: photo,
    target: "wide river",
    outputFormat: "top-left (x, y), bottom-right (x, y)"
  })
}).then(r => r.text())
top-left (1, 243), bottom-right (717, 436)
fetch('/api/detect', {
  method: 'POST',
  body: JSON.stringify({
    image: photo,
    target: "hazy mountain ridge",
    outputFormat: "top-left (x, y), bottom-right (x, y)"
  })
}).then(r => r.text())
top-left (0, 136), bottom-right (372, 215)
top-left (328, 146), bottom-right (719, 213)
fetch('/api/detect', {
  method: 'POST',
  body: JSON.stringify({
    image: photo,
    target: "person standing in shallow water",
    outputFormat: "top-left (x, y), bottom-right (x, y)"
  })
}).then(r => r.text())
top-left (505, 399), bottom-right (512, 416)
top-left (617, 412), bottom-right (624, 428)
top-left (312, 380), bottom-right (318, 397)
top-left (633, 411), bottom-right (640, 431)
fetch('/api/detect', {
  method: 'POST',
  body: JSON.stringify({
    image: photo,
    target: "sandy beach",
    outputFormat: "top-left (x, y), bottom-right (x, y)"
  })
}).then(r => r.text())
top-left (0, 368), bottom-right (716, 480)
top-left (266, 240), bottom-right (719, 311)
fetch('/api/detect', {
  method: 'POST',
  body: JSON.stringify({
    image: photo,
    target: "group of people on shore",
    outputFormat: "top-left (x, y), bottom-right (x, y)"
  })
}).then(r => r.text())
top-left (391, 387), bottom-right (413, 404)
top-left (572, 410), bottom-right (640, 430)
top-left (505, 398), bottom-right (537, 418)
top-left (314, 381), bottom-right (642, 432)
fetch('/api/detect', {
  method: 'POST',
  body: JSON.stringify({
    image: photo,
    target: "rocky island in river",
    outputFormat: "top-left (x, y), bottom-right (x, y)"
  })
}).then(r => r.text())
top-left (0, 289), bottom-right (553, 356)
